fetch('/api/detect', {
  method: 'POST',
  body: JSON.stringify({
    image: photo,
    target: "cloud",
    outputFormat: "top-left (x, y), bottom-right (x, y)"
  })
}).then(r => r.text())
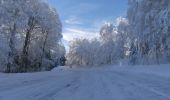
top-left (62, 18), bottom-right (112, 43)
top-left (65, 16), bottom-right (83, 25)
top-left (63, 28), bottom-right (99, 42)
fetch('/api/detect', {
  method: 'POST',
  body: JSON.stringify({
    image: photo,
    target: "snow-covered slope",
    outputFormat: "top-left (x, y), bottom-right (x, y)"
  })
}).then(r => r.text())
top-left (0, 65), bottom-right (170, 100)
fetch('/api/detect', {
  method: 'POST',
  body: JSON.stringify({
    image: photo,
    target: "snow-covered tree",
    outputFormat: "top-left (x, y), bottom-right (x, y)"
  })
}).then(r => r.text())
top-left (115, 17), bottom-right (129, 59)
top-left (67, 19), bottom-right (129, 66)
top-left (100, 22), bottom-right (114, 42)
top-left (0, 0), bottom-right (65, 72)
top-left (128, 0), bottom-right (170, 64)
top-left (66, 38), bottom-right (101, 66)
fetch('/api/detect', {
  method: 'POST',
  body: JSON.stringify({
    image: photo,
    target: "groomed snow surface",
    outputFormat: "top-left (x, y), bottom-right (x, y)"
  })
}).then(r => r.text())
top-left (0, 65), bottom-right (170, 100)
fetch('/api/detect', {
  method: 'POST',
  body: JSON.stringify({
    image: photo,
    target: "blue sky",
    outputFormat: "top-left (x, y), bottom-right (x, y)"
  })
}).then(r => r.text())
top-left (47, 0), bottom-right (128, 49)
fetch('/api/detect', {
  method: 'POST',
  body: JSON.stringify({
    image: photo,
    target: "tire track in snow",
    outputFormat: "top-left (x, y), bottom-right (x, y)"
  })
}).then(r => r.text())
top-left (113, 71), bottom-right (170, 99)
top-left (37, 72), bottom-right (82, 100)
top-left (105, 71), bottom-right (170, 100)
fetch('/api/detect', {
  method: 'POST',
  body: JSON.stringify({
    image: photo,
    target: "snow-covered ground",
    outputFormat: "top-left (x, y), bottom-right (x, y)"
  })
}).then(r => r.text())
top-left (0, 65), bottom-right (170, 100)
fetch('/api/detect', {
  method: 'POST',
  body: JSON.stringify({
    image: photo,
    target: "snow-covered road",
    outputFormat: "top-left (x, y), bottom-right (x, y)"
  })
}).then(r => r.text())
top-left (0, 65), bottom-right (170, 100)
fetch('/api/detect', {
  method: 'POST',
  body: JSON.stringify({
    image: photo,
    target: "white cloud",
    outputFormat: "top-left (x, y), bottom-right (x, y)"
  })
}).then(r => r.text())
top-left (62, 17), bottom-right (113, 51)
top-left (63, 28), bottom-right (99, 42)
top-left (62, 19), bottom-right (112, 46)
top-left (65, 16), bottom-right (83, 25)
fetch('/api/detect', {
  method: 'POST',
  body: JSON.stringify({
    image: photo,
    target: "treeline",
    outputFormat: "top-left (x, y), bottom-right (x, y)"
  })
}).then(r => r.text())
top-left (66, 0), bottom-right (170, 66)
top-left (66, 18), bottom-right (128, 66)
top-left (0, 0), bottom-right (65, 72)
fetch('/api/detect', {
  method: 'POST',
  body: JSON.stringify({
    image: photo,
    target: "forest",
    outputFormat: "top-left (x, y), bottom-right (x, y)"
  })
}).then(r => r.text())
top-left (0, 0), bottom-right (170, 72)
top-left (66, 0), bottom-right (170, 66)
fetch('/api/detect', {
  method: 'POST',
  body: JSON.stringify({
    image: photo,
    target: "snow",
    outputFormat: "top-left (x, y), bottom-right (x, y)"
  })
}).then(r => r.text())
top-left (51, 66), bottom-right (71, 71)
top-left (0, 65), bottom-right (170, 100)
top-left (110, 64), bottom-right (170, 78)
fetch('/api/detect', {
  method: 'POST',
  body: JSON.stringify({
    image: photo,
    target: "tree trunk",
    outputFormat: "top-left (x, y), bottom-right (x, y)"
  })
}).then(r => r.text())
top-left (39, 30), bottom-right (49, 69)
top-left (21, 17), bottom-right (35, 72)
top-left (6, 23), bottom-right (16, 73)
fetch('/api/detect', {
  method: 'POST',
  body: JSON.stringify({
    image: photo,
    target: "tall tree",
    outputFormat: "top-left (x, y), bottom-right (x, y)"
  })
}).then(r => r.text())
top-left (127, 0), bottom-right (170, 64)
top-left (0, 0), bottom-right (65, 72)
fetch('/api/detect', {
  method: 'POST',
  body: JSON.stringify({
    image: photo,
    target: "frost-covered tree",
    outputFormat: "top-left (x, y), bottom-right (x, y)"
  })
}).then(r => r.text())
top-left (67, 18), bottom-right (129, 66)
top-left (100, 22), bottom-right (114, 42)
top-left (99, 23), bottom-right (117, 64)
top-left (0, 0), bottom-right (65, 72)
top-left (19, 1), bottom-right (63, 72)
top-left (99, 19), bottom-right (129, 64)
top-left (66, 38), bottom-right (101, 66)
top-left (115, 17), bottom-right (129, 59)
top-left (0, 0), bottom-right (25, 72)
top-left (128, 0), bottom-right (170, 64)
